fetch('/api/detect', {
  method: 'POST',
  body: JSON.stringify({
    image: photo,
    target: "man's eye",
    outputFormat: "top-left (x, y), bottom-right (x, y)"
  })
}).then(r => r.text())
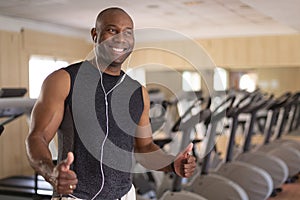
top-left (124, 30), bottom-right (133, 36)
top-left (107, 29), bottom-right (116, 33)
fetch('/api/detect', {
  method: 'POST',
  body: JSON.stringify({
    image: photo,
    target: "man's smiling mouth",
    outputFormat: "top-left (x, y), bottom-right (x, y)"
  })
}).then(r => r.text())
top-left (112, 47), bottom-right (126, 53)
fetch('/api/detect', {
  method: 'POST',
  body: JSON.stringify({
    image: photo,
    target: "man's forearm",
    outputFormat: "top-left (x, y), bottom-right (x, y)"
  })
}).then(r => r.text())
top-left (25, 134), bottom-right (57, 185)
top-left (135, 143), bottom-right (175, 172)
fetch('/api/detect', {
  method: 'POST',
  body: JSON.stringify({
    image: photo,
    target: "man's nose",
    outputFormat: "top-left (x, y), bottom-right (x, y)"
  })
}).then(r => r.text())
top-left (113, 32), bottom-right (126, 43)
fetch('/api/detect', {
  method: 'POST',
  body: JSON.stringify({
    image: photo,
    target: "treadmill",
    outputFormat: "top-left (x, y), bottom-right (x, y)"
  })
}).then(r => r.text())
top-left (0, 88), bottom-right (53, 199)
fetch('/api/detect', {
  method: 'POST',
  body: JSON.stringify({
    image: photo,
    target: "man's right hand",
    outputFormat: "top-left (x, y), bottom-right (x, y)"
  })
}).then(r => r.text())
top-left (52, 152), bottom-right (78, 195)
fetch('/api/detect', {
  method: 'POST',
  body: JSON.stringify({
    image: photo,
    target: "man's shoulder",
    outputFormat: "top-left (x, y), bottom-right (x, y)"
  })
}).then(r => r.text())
top-left (60, 61), bottom-right (86, 76)
top-left (64, 61), bottom-right (84, 70)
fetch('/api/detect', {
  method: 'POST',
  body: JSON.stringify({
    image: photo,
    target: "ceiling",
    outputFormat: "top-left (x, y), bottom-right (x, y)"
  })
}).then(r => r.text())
top-left (0, 0), bottom-right (299, 41)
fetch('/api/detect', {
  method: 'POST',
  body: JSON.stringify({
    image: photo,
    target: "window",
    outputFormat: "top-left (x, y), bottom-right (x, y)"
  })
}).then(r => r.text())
top-left (29, 56), bottom-right (69, 98)
top-left (182, 71), bottom-right (201, 91)
top-left (239, 73), bottom-right (257, 92)
top-left (214, 67), bottom-right (228, 91)
top-left (126, 67), bottom-right (146, 86)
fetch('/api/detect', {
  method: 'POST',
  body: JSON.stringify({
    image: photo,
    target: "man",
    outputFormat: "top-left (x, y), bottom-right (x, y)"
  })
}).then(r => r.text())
top-left (26, 7), bottom-right (196, 200)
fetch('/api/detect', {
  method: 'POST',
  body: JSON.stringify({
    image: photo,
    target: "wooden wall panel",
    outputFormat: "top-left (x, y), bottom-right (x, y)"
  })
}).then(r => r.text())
top-left (0, 31), bottom-right (30, 178)
top-left (129, 48), bottom-right (191, 70)
top-left (132, 34), bottom-right (300, 70)
top-left (197, 34), bottom-right (300, 68)
top-left (298, 68), bottom-right (300, 89)
top-left (0, 31), bottom-right (21, 86)
top-left (0, 29), bottom-right (93, 178)
top-left (257, 67), bottom-right (299, 97)
top-left (22, 29), bottom-right (92, 60)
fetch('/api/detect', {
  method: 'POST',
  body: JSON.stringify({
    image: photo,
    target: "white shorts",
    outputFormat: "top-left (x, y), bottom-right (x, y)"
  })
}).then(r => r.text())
top-left (51, 184), bottom-right (136, 200)
top-left (120, 184), bottom-right (136, 200)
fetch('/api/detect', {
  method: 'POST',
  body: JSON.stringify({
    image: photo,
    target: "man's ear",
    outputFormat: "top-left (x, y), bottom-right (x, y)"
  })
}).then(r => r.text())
top-left (91, 28), bottom-right (97, 43)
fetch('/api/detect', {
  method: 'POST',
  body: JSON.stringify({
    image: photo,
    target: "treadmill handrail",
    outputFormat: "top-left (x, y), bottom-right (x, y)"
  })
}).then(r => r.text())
top-left (171, 97), bottom-right (207, 132)
top-left (268, 92), bottom-right (292, 110)
top-left (0, 98), bottom-right (36, 110)
top-left (242, 95), bottom-right (273, 114)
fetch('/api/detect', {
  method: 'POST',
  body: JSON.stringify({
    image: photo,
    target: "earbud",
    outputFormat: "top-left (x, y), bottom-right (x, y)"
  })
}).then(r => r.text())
top-left (94, 36), bottom-right (97, 43)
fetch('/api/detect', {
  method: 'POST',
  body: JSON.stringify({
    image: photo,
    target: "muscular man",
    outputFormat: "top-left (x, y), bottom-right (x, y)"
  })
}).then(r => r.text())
top-left (26, 7), bottom-right (196, 200)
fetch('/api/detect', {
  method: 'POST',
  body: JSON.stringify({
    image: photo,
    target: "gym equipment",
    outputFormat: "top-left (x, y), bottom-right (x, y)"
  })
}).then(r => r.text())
top-left (258, 92), bottom-right (300, 179)
top-left (0, 97), bottom-right (36, 134)
top-left (211, 92), bottom-right (274, 200)
top-left (157, 97), bottom-right (208, 200)
top-left (135, 92), bottom-right (207, 200)
top-left (183, 95), bottom-right (249, 200)
top-left (148, 89), bottom-right (169, 133)
top-left (285, 92), bottom-right (300, 132)
top-left (0, 88), bottom-right (53, 198)
top-left (0, 88), bottom-right (27, 98)
top-left (0, 88), bottom-right (35, 135)
top-left (160, 190), bottom-right (207, 200)
top-left (228, 92), bottom-right (288, 195)
top-left (267, 92), bottom-right (300, 151)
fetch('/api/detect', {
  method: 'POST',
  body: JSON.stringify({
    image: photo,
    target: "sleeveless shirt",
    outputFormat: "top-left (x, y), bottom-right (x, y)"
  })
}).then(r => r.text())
top-left (56, 61), bottom-right (144, 199)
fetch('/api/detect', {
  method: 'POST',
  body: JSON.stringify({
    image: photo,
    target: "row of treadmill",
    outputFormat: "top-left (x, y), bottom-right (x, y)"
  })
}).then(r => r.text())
top-left (135, 89), bottom-right (300, 200)
top-left (0, 88), bottom-right (299, 200)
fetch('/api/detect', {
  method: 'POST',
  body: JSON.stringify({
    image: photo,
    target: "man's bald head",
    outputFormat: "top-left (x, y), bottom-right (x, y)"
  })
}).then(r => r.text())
top-left (91, 7), bottom-right (135, 68)
top-left (95, 7), bottom-right (134, 29)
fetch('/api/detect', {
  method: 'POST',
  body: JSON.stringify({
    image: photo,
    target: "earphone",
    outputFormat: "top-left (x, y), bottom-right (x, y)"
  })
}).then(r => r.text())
top-left (93, 36), bottom-right (97, 43)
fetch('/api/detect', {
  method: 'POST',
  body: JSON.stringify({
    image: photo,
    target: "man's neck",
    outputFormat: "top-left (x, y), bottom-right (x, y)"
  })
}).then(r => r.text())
top-left (104, 66), bottom-right (122, 76)
top-left (90, 59), bottom-right (122, 76)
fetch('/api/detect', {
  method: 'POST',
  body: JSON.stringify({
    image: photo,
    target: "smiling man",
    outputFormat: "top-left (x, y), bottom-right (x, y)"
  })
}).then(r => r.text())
top-left (91, 8), bottom-right (134, 71)
top-left (26, 7), bottom-right (196, 200)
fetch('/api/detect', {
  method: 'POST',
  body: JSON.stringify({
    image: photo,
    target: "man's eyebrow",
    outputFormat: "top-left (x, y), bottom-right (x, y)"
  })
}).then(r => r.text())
top-left (104, 24), bottom-right (117, 28)
top-left (104, 24), bottom-right (133, 30)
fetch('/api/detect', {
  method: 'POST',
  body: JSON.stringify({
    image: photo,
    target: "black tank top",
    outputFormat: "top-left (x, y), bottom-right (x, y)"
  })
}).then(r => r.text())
top-left (56, 61), bottom-right (144, 199)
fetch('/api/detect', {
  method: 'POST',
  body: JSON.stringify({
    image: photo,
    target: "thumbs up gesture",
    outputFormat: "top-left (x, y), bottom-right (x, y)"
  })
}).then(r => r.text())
top-left (173, 143), bottom-right (196, 178)
top-left (53, 152), bottom-right (78, 194)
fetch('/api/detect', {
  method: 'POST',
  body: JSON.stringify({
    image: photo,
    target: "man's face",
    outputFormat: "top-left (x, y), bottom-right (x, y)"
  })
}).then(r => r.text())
top-left (95, 10), bottom-right (134, 68)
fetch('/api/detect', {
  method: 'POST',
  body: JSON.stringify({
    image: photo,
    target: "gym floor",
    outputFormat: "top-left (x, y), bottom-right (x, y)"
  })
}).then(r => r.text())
top-left (0, 195), bottom-right (50, 200)
top-left (0, 195), bottom-right (31, 200)
top-left (1, 179), bottom-right (300, 200)
top-left (267, 178), bottom-right (300, 200)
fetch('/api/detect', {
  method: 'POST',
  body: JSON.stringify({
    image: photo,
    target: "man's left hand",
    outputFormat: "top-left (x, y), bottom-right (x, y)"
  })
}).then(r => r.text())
top-left (173, 143), bottom-right (197, 177)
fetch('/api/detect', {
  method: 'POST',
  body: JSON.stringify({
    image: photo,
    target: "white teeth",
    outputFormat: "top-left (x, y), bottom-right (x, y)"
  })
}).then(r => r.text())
top-left (112, 47), bottom-right (124, 52)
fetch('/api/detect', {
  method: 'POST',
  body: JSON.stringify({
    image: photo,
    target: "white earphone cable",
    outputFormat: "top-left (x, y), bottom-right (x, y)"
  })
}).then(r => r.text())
top-left (68, 45), bottom-right (127, 200)
top-left (90, 53), bottom-right (126, 200)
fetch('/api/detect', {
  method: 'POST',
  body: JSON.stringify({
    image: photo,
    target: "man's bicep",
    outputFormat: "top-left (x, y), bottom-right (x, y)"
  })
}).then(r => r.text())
top-left (134, 85), bottom-right (152, 137)
top-left (30, 100), bottom-right (64, 142)
top-left (135, 104), bottom-right (153, 140)
top-left (134, 136), bottom-right (153, 152)
top-left (29, 70), bottom-right (69, 143)
top-left (134, 86), bottom-right (157, 150)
